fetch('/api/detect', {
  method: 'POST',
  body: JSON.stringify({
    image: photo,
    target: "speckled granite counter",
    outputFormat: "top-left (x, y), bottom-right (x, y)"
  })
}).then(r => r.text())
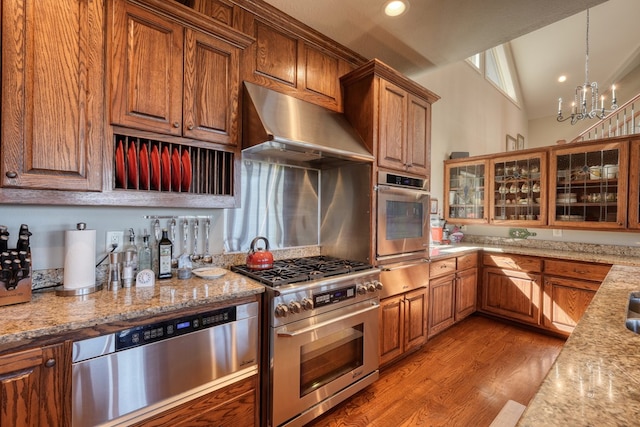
top-left (0, 270), bottom-right (264, 350)
top-left (430, 243), bottom-right (640, 267)
top-left (517, 264), bottom-right (640, 426)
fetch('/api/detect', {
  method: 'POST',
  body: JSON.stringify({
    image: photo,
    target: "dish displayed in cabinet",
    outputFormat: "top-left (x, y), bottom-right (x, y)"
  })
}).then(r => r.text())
top-left (549, 141), bottom-right (627, 228)
top-left (491, 153), bottom-right (546, 225)
top-left (113, 134), bottom-right (234, 196)
top-left (444, 160), bottom-right (488, 223)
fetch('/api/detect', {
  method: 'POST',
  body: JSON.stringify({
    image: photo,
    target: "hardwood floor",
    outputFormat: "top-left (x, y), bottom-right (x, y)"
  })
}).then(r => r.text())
top-left (305, 315), bottom-right (565, 427)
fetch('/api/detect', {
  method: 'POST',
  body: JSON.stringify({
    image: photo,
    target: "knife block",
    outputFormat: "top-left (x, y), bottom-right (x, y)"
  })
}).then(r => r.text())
top-left (0, 274), bottom-right (32, 306)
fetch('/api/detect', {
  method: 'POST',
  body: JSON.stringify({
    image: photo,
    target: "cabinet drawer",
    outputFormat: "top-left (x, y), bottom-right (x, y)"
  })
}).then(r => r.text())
top-left (457, 252), bottom-right (478, 271)
top-left (544, 259), bottom-right (611, 282)
top-left (430, 258), bottom-right (456, 278)
top-left (482, 253), bottom-right (542, 272)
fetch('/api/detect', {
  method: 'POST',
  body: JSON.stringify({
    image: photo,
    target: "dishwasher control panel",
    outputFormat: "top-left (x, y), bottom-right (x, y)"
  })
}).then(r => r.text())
top-left (115, 305), bottom-right (236, 351)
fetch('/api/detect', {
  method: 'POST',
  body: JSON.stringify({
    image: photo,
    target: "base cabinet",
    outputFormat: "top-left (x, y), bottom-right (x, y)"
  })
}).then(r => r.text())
top-left (428, 253), bottom-right (478, 338)
top-left (481, 267), bottom-right (541, 326)
top-left (481, 253), bottom-right (611, 335)
top-left (428, 274), bottom-right (455, 337)
top-left (542, 259), bottom-right (611, 336)
top-left (455, 267), bottom-right (478, 321)
top-left (379, 287), bottom-right (428, 366)
top-left (0, 342), bottom-right (70, 427)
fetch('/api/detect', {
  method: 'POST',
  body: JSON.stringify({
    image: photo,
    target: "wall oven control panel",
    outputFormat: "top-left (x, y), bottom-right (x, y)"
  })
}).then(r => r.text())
top-left (313, 285), bottom-right (356, 308)
top-left (379, 171), bottom-right (426, 190)
top-left (115, 306), bottom-right (236, 351)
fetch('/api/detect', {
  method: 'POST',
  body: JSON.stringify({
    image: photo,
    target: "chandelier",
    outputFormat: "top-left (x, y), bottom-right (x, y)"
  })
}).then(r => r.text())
top-left (556, 9), bottom-right (618, 124)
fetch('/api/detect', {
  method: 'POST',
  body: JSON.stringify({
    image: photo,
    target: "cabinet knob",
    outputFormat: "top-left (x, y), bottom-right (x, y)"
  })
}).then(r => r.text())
top-left (5, 171), bottom-right (18, 179)
top-left (187, 124), bottom-right (194, 130)
top-left (173, 122), bottom-right (180, 128)
top-left (44, 358), bottom-right (56, 368)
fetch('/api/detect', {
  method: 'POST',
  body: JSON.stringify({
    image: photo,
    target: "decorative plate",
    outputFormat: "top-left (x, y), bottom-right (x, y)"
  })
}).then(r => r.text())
top-left (192, 267), bottom-right (227, 279)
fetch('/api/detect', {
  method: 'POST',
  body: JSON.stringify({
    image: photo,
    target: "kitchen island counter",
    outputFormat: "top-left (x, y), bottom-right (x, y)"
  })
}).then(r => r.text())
top-left (0, 270), bottom-right (264, 353)
top-left (517, 264), bottom-right (640, 426)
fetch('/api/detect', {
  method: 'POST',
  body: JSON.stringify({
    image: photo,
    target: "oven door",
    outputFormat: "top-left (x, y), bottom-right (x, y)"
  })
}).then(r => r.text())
top-left (271, 299), bottom-right (379, 427)
top-left (376, 184), bottom-right (430, 258)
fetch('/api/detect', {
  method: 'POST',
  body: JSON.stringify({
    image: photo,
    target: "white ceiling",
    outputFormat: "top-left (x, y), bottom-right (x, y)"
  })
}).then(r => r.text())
top-left (263, 0), bottom-right (640, 120)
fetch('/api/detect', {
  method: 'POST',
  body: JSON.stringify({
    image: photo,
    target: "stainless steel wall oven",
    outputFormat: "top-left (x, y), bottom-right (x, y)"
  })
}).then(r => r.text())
top-left (376, 171), bottom-right (430, 261)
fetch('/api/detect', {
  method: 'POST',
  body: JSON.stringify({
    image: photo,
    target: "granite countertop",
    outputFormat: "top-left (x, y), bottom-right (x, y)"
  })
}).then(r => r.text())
top-left (429, 243), bottom-right (640, 267)
top-left (0, 269), bottom-right (264, 348)
top-left (517, 264), bottom-right (640, 426)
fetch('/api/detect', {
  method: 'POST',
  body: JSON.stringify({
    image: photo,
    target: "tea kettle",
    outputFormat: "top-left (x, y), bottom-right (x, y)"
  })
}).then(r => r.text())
top-left (246, 236), bottom-right (274, 270)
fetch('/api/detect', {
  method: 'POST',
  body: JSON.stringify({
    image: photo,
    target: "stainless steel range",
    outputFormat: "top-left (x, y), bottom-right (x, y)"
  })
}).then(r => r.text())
top-left (232, 256), bottom-right (382, 427)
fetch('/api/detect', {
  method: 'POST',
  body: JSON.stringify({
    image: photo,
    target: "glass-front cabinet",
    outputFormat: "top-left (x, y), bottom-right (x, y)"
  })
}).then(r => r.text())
top-left (444, 158), bottom-right (489, 224)
top-left (549, 140), bottom-right (628, 229)
top-left (489, 150), bottom-right (547, 226)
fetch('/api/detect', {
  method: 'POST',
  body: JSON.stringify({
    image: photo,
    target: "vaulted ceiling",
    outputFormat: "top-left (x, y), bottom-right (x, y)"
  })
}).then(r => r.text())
top-left (263, 0), bottom-right (640, 120)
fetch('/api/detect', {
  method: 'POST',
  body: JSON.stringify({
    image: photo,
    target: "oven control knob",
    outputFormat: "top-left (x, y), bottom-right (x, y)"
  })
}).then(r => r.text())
top-left (275, 304), bottom-right (289, 317)
top-left (374, 280), bottom-right (383, 290)
top-left (357, 285), bottom-right (367, 295)
top-left (289, 301), bottom-right (302, 314)
top-left (301, 298), bottom-right (314, 310)
top-left (367, 282), bottom-right (377, 293)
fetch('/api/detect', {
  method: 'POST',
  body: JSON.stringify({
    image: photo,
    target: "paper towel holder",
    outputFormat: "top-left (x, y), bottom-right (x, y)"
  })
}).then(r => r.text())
top-left (55, 222), bottom-right (104, 297)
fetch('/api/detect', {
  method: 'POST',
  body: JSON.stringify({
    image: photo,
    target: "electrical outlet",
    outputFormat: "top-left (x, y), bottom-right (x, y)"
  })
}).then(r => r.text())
top-left (552, 229), bottom-right (563, 237)
top-left (106, 231), bottom-right (124, 252)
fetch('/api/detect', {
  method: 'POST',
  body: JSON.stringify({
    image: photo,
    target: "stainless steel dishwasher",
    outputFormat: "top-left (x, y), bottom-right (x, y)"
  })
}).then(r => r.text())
top-left (71, 301), bottom-right (258, 427)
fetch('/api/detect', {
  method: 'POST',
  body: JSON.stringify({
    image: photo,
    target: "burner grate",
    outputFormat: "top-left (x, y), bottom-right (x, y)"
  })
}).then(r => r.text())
top-left (231, 256), bottom-right (372, 286)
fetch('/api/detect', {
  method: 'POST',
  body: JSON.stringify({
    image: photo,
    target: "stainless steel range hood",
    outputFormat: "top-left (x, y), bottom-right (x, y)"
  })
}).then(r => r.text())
top-left (242, 82), bottom-right (374, 167)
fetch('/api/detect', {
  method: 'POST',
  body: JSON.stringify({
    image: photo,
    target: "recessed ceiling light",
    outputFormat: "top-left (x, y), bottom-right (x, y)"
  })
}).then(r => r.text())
top-left (558, 75), bottom-right (567, 83)
top-left (384, 0), bottom-right (408, 17)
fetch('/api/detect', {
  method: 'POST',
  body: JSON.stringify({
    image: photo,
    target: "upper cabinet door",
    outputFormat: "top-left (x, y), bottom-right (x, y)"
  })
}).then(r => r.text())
top-left (378, 80), bottom-right (407, 172)
top-left (406, 94), bottom-right (431, 177)
top-left (1, 0), bottom-right (104, 191)
top-left (549, 140), bottom-right (628, 229)
top-left (183, 28), bottom-right (240, 145)
top-left (111, 0), bottom-right (183, 135)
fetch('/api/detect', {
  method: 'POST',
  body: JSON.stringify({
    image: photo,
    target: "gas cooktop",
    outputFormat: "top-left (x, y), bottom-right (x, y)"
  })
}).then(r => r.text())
top-left (231, 255), bottom-right (373, 287)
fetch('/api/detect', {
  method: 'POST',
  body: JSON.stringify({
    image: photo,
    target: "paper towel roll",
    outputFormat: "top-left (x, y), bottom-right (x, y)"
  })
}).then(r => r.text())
top-left (63, 227), bottom-right (96, 289)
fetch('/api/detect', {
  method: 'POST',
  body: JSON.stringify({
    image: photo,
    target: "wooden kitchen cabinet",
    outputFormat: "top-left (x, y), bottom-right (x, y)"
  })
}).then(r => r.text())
top-left (489, 149), bottom-right (548, 226)
top-left (0, 342), bottom-right (71, 427)
top-left (1, 0), bottom-right (105, 191)
top-left (428, 253), bottom-right (479, 337)
top-left (111, 0), bottom-right (245, 145)
top-left (238, 14), bottom-right (360, 112)
top-left (481, 253), bottom-right (542, 326)
top-left (428, 273), bottom-right (455, 337)
top-left (455, 253), bottom-right (478, 321)
top-left (627, 139), bottom-right (640, 229)
top-left (341, 59), bottom-right (440, 179)
top-left (549, 139), bottom-right (628, 229)
top-left (444, 157), bottom-right (490, 224)
top-left (379, 287), bottom-right (428, 367)
top-left (542, 259), bottom-right (611, 336)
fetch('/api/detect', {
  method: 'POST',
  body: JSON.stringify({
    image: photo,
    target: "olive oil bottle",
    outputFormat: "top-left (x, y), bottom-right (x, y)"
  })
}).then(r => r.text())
top-left (158, 229), bottom-right (173, 279)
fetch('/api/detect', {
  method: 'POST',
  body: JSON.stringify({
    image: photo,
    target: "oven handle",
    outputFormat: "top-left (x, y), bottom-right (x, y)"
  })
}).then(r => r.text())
top-left (380, 258), bottom-right (430, 271)
top-left (277, 302), bottom-right (379, 337)
top-left (375, 184), bottom-right (430, 197)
